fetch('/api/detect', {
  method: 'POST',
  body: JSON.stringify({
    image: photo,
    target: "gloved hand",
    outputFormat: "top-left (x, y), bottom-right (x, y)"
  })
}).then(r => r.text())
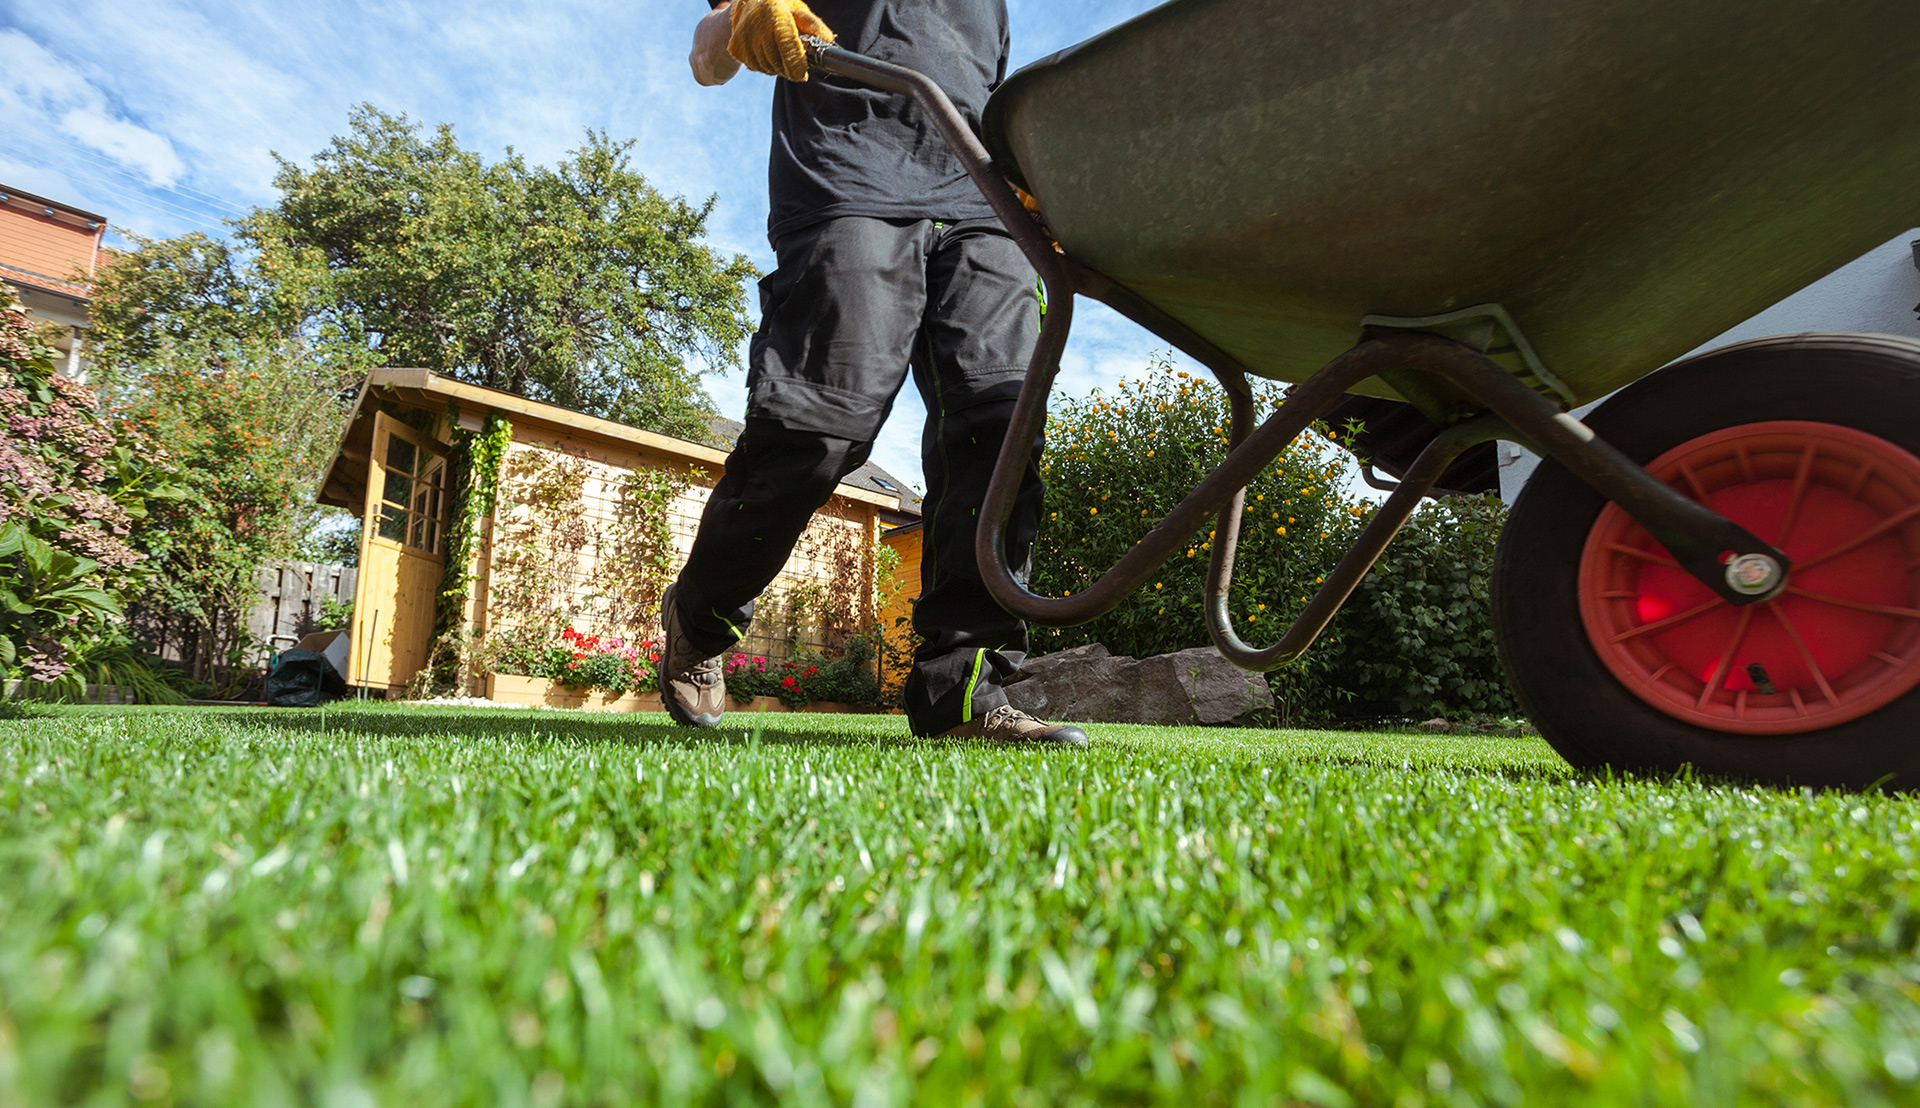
top-left (728, 0), bottom-right (836, 82)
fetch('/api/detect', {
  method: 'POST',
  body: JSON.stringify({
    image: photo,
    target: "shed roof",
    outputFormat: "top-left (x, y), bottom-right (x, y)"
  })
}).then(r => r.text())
top-left (318, 368), bottom-right (900, 512)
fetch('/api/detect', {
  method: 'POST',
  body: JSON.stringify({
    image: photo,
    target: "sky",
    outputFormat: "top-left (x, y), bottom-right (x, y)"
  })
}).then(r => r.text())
top-left (0, 0), bottom-right (1204, 495)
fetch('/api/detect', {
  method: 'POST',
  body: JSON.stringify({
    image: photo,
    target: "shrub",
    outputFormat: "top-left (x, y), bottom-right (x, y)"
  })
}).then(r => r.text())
top-left (719, 637), bottom-right (884, 708)
top-left (1298, 494), bottom-right (1518, 722)
top-left (795, 634), bottom-right (882, 706)
top-left (1032, 355), bottom-right (1516, 723)
top-left (1032, 355), bottom-right (1363, 689)
top-left (0, 288), bottom-right (180, 683)
top-left (475, 625), bottom-right (660, 696)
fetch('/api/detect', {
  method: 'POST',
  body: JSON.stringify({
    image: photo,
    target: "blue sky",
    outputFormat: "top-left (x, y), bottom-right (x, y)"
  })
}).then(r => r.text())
top-left (0, 0), bottom-right (1200, 493)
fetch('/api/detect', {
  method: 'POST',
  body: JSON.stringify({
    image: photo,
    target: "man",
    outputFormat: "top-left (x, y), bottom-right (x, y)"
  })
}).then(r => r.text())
top-left (662, 0), bottom-right (1086, 745)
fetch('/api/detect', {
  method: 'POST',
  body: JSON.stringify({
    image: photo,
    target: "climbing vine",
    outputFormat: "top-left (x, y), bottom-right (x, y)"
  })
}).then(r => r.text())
top-left (599, 465), bottom-right (700, 638)
top-left (489, 448), bottom-right (591, 628)
top-left (414, 408), bottom-right (511, 695)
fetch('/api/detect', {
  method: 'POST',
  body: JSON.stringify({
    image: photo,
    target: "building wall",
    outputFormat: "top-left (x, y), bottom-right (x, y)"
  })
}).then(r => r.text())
top-left (0, 200), bottom-right (101, 287)
top-left (473, 428), bottom-right (879, 683)
top-left (0, 189), bottom-right (107, 381)
top-left (1499, 228), bottom-right (1920, 499)
top-left (877, 524), bottom-right (924, 691)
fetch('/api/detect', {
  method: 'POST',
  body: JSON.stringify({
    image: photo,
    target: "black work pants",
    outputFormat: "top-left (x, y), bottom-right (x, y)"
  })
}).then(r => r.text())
top-left (672, 216), bottom-right (1045, 736)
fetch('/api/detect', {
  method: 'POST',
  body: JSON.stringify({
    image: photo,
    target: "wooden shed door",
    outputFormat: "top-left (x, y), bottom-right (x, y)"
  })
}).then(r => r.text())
top-left (348, 413), bottom-right (450, 691)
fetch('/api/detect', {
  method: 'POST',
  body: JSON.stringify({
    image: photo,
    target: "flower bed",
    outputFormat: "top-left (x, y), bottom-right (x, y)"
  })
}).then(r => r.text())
top-left (477, 626), bottom-right (893, 712)
top-left (482, 673), bottom-right (885, 715)
top-left (722, 637), bottom-right (884, 708)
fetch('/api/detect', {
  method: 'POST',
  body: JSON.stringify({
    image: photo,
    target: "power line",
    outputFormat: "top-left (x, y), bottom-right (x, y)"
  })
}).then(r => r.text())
top-left (3, 144), bottom-right (240, 229)
top-left (0, 120), bottom-right (253, 218)
top-left (0, 144), bottom-right (231, 236)
top-left (0, 143), bottom-right (227, 229)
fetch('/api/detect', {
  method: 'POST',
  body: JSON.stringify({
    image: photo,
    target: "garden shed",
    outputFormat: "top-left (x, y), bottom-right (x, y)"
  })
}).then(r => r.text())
top-left (317, 368), bottom-right (915, 700)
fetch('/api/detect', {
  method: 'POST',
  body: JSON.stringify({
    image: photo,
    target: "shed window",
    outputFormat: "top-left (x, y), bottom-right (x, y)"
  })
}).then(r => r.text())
top-left (376, 438), bottom-right (447, 555)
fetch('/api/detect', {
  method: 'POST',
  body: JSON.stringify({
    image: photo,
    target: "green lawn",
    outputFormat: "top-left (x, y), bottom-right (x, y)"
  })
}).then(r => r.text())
top-left (2, 703), bottom-right (1917, 1107)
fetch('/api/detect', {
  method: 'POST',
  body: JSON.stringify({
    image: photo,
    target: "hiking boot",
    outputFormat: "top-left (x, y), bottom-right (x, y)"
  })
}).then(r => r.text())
top-left (659, 584), bottom-right (726, 728)
top-left (935, 704), bottom-right (1088, 747)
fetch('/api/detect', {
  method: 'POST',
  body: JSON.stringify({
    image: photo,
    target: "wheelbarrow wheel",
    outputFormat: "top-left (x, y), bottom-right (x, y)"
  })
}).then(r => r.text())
top-left (1493, 334), bottom-right (1920, 789)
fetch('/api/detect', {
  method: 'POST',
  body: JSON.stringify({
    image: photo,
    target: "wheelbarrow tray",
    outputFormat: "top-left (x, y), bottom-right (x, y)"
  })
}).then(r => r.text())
top-left (981, 0), bottom-right (1920, 406)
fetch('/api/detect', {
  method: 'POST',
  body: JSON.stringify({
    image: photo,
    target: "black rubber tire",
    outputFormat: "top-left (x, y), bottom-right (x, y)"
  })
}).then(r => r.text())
top-left (1493, 333), bottom-right (1920, 790)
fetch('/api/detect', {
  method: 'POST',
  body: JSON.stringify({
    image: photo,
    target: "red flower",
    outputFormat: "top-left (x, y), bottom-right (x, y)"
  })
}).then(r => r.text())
top-left (782, 676), bottom-right (797, 689)
top-left (807, 667), bottom-right (818, 675)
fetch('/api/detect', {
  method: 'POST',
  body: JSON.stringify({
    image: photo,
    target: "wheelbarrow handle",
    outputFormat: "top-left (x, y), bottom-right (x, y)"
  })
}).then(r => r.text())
top-left (806, 40), bottom-right (1069, 287)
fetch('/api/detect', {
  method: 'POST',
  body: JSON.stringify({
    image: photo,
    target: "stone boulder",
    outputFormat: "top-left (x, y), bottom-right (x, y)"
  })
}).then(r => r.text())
top-left (1005, 643), bottom-right (1272, 726)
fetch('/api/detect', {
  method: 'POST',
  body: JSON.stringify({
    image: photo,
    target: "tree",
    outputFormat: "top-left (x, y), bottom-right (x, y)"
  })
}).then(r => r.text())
top-left (239, 105), bottom-right (757, 442)
top-left (89, 232), bottom-right (362, 685)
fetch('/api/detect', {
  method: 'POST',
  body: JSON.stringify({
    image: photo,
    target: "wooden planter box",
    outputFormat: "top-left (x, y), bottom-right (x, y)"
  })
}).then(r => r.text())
top-left (482, 673), bottom-right (888, 715)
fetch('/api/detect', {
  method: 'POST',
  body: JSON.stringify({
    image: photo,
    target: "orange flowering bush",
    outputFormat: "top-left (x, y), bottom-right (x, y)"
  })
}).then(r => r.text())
top-left (1034, 354), bottom-right (1514, 722)
top-left (1034, 355), bottom-right (1363, 701)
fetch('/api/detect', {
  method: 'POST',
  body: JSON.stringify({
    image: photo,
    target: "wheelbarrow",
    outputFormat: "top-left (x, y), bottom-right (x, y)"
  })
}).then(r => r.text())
top-left (805, 0), bottom-right (1920, 788)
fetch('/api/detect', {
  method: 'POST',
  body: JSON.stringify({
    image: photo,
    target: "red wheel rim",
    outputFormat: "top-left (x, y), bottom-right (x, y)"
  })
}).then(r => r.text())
top-left (1579, 421), bottom-right (1920, 735)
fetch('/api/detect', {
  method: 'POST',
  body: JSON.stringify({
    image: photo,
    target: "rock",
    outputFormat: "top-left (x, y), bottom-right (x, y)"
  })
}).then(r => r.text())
top-left (1004, 643), bottom-right (1272, 726)
top-left (1418, 718), bottom-right (1452, 732)
top-left (1008, 642), bottom-right (1110, 684)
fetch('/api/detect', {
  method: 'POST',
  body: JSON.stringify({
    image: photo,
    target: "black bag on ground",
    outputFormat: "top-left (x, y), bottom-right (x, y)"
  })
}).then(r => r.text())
top-left (266, 649), bottom-right (348, 707)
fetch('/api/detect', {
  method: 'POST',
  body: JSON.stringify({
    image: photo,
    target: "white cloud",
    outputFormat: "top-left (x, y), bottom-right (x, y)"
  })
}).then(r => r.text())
top-left (56, 109), bottom-right (185, 185)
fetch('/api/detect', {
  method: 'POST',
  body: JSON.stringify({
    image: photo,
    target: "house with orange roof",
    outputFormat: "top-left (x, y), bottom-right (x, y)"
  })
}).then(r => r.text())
top-left (0, 184), bottom-right (108, 382)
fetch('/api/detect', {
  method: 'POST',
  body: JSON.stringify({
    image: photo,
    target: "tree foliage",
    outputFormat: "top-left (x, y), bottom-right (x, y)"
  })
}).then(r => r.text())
top-left (1302, 494), bottom-right (1518, 721)
top-left (89, 231), bottom-right (359, 686)
top-left (1033, 357), bottom-right (1362, 659)
top-left (240, 104), bottom-right (757, 441)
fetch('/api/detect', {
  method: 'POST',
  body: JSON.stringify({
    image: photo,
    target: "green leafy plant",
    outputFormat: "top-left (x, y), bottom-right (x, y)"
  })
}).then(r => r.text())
top-left (0, 524), bottom-right (119, 680)
top-left (472, 624), bottom-right (659, 697)
top-left (721, 637), bottom-right (885, 708)
top-left (0, 288), bottom-right (182, 683)
top-left (314, 595), bottom-right (354, 635)
top-left (1033, 355), bottom-right (1364, 694)
top-left (1302, 493), bottom-right (1518, 721)
top-left (1033, 354), bottom-right (1515, 723)
top-left (552, 628), bottom-right (657, 695)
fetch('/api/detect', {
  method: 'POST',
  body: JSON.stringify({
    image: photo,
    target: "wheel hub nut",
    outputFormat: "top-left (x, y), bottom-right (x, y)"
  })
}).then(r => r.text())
top-left (1725, 553), bottom-right (1783, 596)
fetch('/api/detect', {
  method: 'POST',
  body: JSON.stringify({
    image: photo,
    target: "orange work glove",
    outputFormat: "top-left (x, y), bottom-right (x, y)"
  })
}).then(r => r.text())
top-left (728, 0), bottom-right (836, 82)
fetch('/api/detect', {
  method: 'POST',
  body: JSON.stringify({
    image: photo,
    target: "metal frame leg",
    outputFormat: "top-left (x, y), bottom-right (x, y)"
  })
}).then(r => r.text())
top-left (1204, 416), bottom-right (1504, 669)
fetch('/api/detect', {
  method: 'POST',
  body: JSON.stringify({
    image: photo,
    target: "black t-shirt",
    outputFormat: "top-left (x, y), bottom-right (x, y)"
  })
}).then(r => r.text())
top-left (705, 0), bottom-right (1008, 238)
